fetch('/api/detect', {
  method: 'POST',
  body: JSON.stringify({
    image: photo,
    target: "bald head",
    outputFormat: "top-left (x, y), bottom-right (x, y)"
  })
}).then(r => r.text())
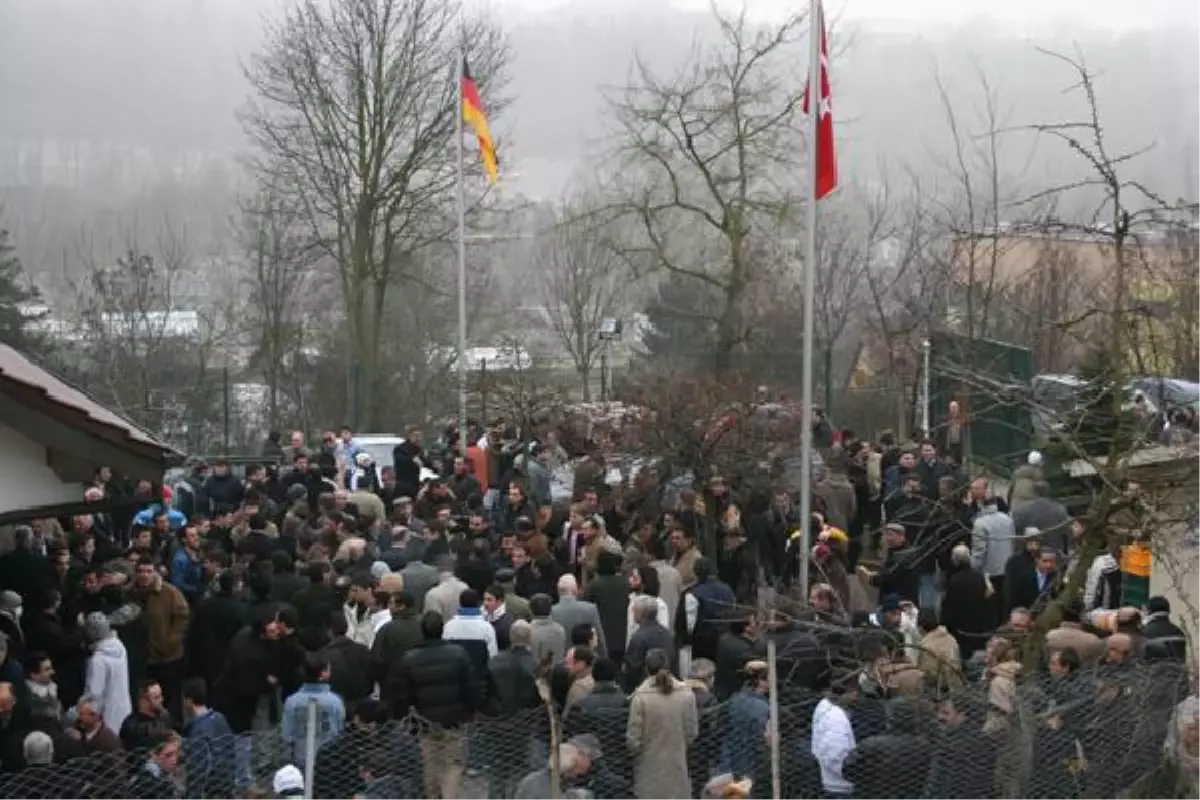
top-left (1106, 633), bottom-right (1134, 664)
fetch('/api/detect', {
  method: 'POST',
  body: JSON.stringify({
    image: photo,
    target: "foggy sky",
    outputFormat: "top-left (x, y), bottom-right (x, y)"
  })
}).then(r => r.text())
top-left (0, 0), bottom-right (1196, 277)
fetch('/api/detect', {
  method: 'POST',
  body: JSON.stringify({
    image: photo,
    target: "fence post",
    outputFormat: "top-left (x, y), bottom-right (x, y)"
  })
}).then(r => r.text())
top-left (481, 358), bottom-right (488, 423)
top-left (548, 698), bottom-right (561, 799)
top-left (767, 632), bottom-right (781, 800)
top-left (222, 364), bottom-right (231, 453)
top-left (303, 697), bottom-right (318, 799)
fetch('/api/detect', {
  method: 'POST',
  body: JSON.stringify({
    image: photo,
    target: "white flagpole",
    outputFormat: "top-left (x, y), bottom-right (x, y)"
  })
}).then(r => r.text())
top-left (456, 38), bottom-right (469, 459)
top-left (797, 0), bottom-right (821, 603)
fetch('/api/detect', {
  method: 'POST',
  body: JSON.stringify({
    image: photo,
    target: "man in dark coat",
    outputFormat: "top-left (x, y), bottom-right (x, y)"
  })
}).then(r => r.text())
top-left (392, 611), bottom-right (482, 726)
top-left (0, 527), bottom-right (54, 609)
top-left (582, 551), bottom-right (629, 663)
top-left (185, 571), bottom-right (247, 692)
top-left (862, 524), bottom-right (921, 606)
top-left (319, 614), bottom-right (373, 707)
top-left (213, 619), bottom-right (277, 736)
top-left (940, 545), bottom-right (991, 661)
top-left (487, 619), bottom-right (540, 715)
top-left (373, 592), bottom-right (425, 711)
top-left (623, 596), bottom-right (677, 690)
top-left (714, 613), bottom-right (758, 701)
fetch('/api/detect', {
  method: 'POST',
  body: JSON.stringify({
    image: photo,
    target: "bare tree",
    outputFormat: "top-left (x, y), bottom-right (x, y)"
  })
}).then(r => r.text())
top-left (243, 0), bottom-right (509, 428)
top-left (605, 4), bottom-right (806, 376)
top-left (238, 180), bottom-right (317, 433)
top-left (536, 201), bottom-right (627, 400)
top-left (65, 225), bottom-right (231, 450)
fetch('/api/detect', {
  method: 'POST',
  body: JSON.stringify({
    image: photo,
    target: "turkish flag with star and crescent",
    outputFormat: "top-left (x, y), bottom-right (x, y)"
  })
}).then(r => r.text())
top-left (802, 3), bottom-right (838, 200)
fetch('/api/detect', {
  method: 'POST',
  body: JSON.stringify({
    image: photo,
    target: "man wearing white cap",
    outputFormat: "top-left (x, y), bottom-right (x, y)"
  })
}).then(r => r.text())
top-left (1008, 451), bottom-right (1043, 512)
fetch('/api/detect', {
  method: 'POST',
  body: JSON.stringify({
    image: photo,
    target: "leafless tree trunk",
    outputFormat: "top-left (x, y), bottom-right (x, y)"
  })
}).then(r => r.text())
top-left (238, 179), bottom-right (316, 433)
top-left (536, 200), bottom-right (626, 401)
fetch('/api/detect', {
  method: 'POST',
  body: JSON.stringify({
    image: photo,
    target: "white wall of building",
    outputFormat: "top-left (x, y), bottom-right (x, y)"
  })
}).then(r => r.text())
top-left (0, 423), bottom-right (81, 513)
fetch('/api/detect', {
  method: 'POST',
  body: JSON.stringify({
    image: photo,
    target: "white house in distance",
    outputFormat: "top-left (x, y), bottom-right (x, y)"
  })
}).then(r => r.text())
top-left (0, 341), bottom-right (180, 516)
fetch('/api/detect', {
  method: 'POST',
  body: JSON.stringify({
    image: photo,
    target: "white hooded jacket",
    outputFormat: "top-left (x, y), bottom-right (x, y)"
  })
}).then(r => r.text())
top-left (86, 635), bottom-right (132, 732)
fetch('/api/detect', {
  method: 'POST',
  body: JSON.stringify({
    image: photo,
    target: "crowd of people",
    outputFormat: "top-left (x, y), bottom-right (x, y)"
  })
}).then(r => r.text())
top-left (0, 416), bottom-right (1192, 799)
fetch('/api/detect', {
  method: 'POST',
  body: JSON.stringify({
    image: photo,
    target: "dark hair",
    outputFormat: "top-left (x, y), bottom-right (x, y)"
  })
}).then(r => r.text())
top-left (592, 658), bottom-right (618, 683)
top-left (307, 561), bottom-right (331, 584)
top-left (139, 679), bottom-right (162, 699)
top-left (693, 556), bottom-right (711, 582)
top-left (1053, 646), bottom-right (1081, 673)
top-left (372, 589), bottom-right (392, 610)
top-left (354, 698), bottom-right (388, 726)
top-left (270, 550), bottom-right (293, 574)
top-left (572, 645), bottom-right (595, 668)
top-left (917, 607), bottom-right (939, 634)
top-left (645, 648), bottom-right (673, 693)
top-left (396, 590), bottom-right (415, 609)
top-left (182, 677), bottom-right (207, 706)
top-left (349, 572), bottom-right (376, 590)
top-left (484, 584), bottom-right (505, 601)
top-left (459, 588), bottom-right (481, 609)
top-left (596, 549), bottom-right (621, 576)
top-left (303, 653), bottom-right (329, 683)
top-left (217, 570), bottom-right (236, 596)
top-left (329, 612), bottom-right (349, 637)
top-left (530, 594), bottom-right (552, 617)
top-left (570, 623), bottom-right (594, 647)
top-left (636, 566), bottom-right (661, 597)
top-left (22, 651), bottom-right (50, 676)
top-left (421, 610), bottom-right (445, 639)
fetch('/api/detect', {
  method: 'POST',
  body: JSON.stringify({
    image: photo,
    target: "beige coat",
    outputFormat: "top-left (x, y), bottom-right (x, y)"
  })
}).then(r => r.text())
top-left (627, 676), bottom-right (698, 799)
top-left (673, 547), bottom-right (698, 589)
top-left (424, 574), bottom-right (469, 621)
top-left (917, 626), bottom-right (964, 692)
top-left (1045, 624), bottom-right (1105, 666)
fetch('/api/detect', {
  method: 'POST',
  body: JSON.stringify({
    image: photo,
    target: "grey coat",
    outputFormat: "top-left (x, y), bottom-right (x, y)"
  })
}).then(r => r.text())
top-left (551, 597), bottom-right (608, 658)
top-left (1012, 497), bottom-right (1072, 556)
top-left (623, 620), bottom-right (678, 691)
top-left (423, 574), bottom-right (468, 621)
top-left (399, 562), bottom-right (439, 612)
top-left (529, 618), bottom-right (566, 666)
top-left (972, 509), bottom-right (1015, 578)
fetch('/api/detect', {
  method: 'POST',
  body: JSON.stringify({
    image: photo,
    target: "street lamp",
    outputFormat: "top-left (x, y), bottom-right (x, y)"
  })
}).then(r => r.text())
top-left (597, 317), bottom-right (622, 402)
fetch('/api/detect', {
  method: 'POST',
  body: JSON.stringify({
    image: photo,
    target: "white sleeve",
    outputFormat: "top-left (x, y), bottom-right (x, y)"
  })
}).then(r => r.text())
top-left (656, 597), bottom-right (670, 629)
top-left (85, 656), bottom-right (107, 716)
top-left (685, 593), bottom-right (699, 634)
top-left (486, 624), bottom-right (498, 658)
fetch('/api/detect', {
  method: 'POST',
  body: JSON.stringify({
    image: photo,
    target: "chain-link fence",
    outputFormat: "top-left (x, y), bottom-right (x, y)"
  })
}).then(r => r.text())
top-left (0, 661), bottom-right (1191, 799)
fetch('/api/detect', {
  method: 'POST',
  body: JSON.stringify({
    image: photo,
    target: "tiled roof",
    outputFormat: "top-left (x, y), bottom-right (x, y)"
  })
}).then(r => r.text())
top-left (0, 341), bottom-right (179, 456)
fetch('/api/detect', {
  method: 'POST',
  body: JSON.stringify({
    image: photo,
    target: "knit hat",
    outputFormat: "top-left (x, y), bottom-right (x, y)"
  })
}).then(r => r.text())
top-left (84, 612), bottom-right (111, 642)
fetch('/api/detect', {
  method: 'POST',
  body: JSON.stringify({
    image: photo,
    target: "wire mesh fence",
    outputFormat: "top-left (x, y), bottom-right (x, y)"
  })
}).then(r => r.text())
top-left (0, 661), bottom-right (1191, 798)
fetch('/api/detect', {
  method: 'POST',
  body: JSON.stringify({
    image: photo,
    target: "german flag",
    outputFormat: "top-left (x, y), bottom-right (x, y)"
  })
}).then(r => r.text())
top-left (461, 58), bottom-right (498, 184)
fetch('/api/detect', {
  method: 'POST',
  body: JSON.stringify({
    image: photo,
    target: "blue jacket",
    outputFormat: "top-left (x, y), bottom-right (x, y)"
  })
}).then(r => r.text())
top-left (721, 688), bottom-right (769, 779)
top-left (132, 505), bottom-right (187, 532)
top-left (281, 683), bottom-right (345, 767)
top-left (169, 547), bottom-right (205, 601)
top-left (183, 709), bottom-right (235, 797)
